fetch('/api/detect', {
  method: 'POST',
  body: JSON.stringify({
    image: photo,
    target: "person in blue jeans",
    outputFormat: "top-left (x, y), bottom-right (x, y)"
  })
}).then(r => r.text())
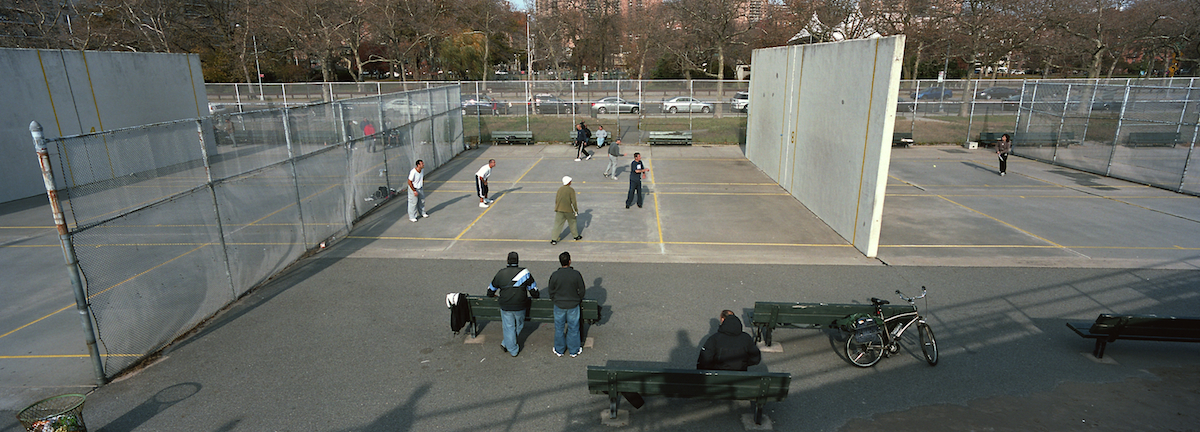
top-left (547, 251), bottom-right (586, 357)
top-left (487, 251), bottom-right (539, 357)
top-left (626, 152), bottom-right (649, 208)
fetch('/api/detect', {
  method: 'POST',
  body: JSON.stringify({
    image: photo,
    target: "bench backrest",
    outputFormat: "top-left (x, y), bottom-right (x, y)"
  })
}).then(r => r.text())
top-left (467, 295), bottom-right (601, 323)
top-left (587, 366), bottom-right (790, 402)
top-left (1090, 314), bottom-right (1200, 338)
top-left (752, 301), bottom-right (914, 328)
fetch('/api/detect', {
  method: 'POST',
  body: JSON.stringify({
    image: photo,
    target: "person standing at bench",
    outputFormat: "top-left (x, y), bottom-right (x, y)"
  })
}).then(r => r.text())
top-left (476, 159), bottom-right (496, 208)
top-left (548, 251), bottom-right (586, 357)
top-left (697, 310), bottom-right (761, 371)
top-left (407, 160), bottom-right (429, 222)
top-left (603, 139), bottom-right (625, 180)
top-left (487, 251), bottom-right (540, 357)
top-left (997, 133), bottom-right (1012, 176)
top-left (550, 176), bottom-right (581, 245)
top-left (626, 153), bottom-right (649, 209)
top-left (595, 125), bottom-right (609, 148)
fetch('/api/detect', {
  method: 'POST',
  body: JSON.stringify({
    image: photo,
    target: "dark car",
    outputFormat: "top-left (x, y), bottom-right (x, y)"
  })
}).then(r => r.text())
top-left (533, 94), bottom-right (574, 114)
top-left (910, 86), bottom-right (953, 100)
top-left (461, 94), bottom-right (507, 115)
top-left (975, 87), bottom-right (1020, 100)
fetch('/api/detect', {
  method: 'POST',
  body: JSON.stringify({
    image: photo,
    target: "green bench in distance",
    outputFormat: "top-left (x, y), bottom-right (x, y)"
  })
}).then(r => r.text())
top-left (1126, 132), bottom-right (1181, 147)
top-left (1065, 314), bottom-right (1200, 358)
top-left (647, 131), bottom-right (693, 145)
top-left (465, 295), bottom-right (601, 338)
top-left (892, 132), bottom-right (914, 147)
top-left (490, 131), bottom-right (534, 145)
top-left (1012, 131), bottom-right (1074, 146)
top-left (751, 301), bottom-right (912, 346)
top-left (586, 365), bottom-right (791, 426)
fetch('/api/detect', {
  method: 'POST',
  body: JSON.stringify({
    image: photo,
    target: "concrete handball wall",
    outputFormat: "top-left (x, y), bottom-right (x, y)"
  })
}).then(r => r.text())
top-left (0, 49), bottom-right (207, 203)
top-left (746, 36), bottom-right (905, 257)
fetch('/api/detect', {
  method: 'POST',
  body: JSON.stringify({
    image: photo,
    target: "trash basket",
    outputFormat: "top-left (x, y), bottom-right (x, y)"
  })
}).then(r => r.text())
top-left (16, 394), bottom-right (87, 432)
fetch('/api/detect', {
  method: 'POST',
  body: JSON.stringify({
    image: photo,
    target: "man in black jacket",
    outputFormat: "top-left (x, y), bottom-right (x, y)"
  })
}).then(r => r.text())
top-left (487, 251), bottom-right (540, 357)
top-left (547, 251), bottom-right (586, 357)
top-left (697, 310), bottom-right (761, 371)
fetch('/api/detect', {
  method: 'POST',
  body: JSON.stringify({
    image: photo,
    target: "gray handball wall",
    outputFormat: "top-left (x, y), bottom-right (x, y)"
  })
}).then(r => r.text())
top-left (0, 49), bottom-right (207, 203)
top-left (745, 37), bottom-right (905, 257)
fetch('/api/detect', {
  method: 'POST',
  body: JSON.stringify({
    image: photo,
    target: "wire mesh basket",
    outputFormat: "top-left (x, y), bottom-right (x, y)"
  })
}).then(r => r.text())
top-left (15, 394), bottom-right (87, 432)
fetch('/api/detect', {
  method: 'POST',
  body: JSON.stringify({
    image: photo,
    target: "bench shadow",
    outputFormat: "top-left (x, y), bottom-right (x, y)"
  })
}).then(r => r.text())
top-left (96, 382), bottom-right (201, 432)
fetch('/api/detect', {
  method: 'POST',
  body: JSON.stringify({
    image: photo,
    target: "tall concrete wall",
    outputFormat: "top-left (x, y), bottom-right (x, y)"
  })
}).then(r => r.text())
top-left (746, 37), bottom-right (905, 257)
top-left (0, 49), bottom-right (207, 203)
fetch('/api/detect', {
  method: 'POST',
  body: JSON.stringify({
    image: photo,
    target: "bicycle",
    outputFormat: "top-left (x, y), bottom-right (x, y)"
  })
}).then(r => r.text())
top-left (843, 287), bottom-right (938, 368)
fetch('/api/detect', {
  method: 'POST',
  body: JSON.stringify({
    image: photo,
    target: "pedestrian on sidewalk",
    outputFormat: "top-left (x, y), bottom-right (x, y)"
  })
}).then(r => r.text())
top-left (408, 160), bottom-right (429, 222)
top-left (626, 152), bottom-right (649, 208)
top-left (476, 159), bottom-right (496, 208)
top-left (997, 133), bottom-right (1012, 176)
top-left (487, 251), bottom-right (540, 357)
top-left (603, 139), bottom-right (625, 179)
top-left (550, 176), bottom-right (581, 245)
top-left (548, 251), bottom-right (586, 358)
top-left (575, 122), bottom-right (593, 161)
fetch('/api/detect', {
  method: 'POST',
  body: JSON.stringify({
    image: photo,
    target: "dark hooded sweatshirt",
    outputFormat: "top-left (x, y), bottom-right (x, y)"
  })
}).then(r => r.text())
top-left (696, 315), bottom-right (762, 371)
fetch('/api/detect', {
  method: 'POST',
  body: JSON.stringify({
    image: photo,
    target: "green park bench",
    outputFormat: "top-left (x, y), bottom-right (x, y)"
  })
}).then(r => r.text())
top-left (892, 132), bottom-right (914, 147)
top-left (978, 131), bottom-right (1010, 147)
top-left (647, 131), bottom-right (693, 145)
top-left (490, 131), bottom-right (534, 145)
top-left (1065, 314), bottom-right (1200, 359)
top-left (1126, 132), bottom-right (1181, 147)
top-left (465, 295), bottom-right (601, 338)
top-left (750, 301), bottom-right (912, 346)
top-left (586, 365), bottom-right (791, 426)
top-left (1012, 131), bottom-right (1074, 146)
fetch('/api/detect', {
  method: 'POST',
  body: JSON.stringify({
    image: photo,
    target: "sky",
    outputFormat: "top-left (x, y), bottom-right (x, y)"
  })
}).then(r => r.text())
top-left (506, 0), bottom-right (530, 12)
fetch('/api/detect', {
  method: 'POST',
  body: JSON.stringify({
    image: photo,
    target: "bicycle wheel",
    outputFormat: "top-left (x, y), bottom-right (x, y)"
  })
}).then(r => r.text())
top-left (845, 333), bottom-right (884, 367)
top-left (918, 323), bottom-right (938, 366)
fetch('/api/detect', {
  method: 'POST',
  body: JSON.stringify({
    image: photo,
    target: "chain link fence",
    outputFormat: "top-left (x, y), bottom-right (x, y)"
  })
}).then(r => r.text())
top-left (45, 85), bottom-right (463, 376)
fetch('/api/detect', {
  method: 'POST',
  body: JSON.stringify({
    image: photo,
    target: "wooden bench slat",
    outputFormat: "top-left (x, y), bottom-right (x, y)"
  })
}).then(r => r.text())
top-left (647, 131), bottom-right (692, 145)
top-left (465, 295), bottom-right (601, 337)
top-left (586, 366), bottom-right (791, 424)
top-left (1126, 132), bottom-right (1180, 147)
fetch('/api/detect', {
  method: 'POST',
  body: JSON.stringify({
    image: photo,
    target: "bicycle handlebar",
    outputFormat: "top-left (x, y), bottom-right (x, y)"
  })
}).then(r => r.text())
top-left (896, 286), bottom-right (928, 303)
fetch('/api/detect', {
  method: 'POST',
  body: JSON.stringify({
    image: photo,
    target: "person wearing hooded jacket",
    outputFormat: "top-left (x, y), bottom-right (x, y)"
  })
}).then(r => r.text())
top-left (487, 251), bottom-right (540, 357)
top-left (697, 310), bottom-right (762, 371)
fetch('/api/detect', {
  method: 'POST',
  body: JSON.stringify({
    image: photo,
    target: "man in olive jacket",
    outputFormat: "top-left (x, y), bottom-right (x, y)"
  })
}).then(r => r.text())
top-left (548, 251), bottom-right (586, 357)
top-left (549, 176), bottom-right (580, 245)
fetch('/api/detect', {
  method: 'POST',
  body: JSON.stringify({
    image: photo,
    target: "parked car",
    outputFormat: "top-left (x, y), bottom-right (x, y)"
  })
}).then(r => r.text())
top-left (383, 98), bottom-right (429, 117)
top-left (910, 86), bottom-right (953, 100)
top-left (461, 94), bottom-right (507, 115)
top-left (533, 94), bottom-right (574, 114)
top-left (662, 96), bottom-right (713, 114)
top-left (975, 87), bottom-right (1020, 100)
top-left (731, 91), bottom-right (749, 112)
top-left (591, 97), bottom-right (640, 114)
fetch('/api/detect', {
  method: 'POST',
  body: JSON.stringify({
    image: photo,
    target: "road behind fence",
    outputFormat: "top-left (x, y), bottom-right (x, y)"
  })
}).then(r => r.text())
top-left (43, 85), bottom-right (463, 376)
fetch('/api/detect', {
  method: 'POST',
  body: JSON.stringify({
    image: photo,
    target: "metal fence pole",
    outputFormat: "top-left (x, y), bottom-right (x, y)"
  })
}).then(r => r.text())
top-left (30, 121), bottom-right (107, 385)
top-left (1180, 93), bottom-right (1200, 192)
top-left (281, 109), bottom-right (310, 245)
top-left (1105, 85), bottom-right (1134, 176)
top-left (1054, 84), bottom-right (1073, 162)
top-left (194, 120), bottom-right (237, 299)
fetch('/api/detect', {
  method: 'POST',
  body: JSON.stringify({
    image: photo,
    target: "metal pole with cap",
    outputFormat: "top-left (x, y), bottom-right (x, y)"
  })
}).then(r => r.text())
top-left (30, 121), bottom-right (107, 385)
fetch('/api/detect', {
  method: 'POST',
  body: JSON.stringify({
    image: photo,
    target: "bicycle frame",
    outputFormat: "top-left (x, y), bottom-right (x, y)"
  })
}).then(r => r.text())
top-left (845, 287), bottom-right (938, 367)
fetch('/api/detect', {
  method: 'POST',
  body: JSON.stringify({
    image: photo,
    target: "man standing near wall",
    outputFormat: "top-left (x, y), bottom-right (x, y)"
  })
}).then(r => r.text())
top-left (476, 159), bottom-right (496, 208)
top-left (408, 160), bottom-right (429, 222)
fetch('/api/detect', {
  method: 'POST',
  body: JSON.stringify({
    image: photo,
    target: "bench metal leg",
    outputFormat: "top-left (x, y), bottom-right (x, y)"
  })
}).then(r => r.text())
top-left (752, 400), bottom-right (764, 425)
top-left (471, 318), bottom-right (479, 338)
top-left (1094, 339), bottom-right (1107, 359)
top-left (609, 394), bottom-right (620, 419)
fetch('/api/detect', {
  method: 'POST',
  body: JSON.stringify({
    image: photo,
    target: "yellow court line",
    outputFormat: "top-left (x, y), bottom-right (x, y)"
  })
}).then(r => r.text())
top-left (936, 195), bottom-right (1065, 248)
top-left (649, 156), bottom-right (664, 245)
top-left (0, 226), bottom-right (56, 229)
top-left (0, 304), bottom-right (74, 339)
top-left (0, 354), bottom-right (140, 359)
top-left (1, 245), bottom-right (63, 248)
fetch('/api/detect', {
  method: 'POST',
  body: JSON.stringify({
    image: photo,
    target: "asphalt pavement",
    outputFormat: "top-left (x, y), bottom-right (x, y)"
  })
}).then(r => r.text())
top-left (2, 144), bottom-right (1198, 431)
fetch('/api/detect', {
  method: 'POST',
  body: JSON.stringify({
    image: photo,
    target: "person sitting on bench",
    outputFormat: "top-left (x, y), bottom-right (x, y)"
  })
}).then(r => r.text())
top-left (697, 310), bottom-right (761, 371)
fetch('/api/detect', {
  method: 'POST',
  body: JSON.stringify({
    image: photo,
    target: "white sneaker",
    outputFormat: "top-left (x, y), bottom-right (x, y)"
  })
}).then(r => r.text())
top-left (575, 158), bottom-right (582, 161)
top-left (479, 202), bottom-right (489, 208)
top-left (485, 198), bottom-right (494, 204)
top-left (422, 213), bottom-right (429, 218)
top-left (409, 218), bottom-right (418, 222)
top-left (586, 155), bottom-right (592, 160)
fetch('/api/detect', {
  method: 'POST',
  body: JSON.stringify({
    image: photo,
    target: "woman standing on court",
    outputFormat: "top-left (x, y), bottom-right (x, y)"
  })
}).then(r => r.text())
top-left (997, 133), bottom-right (1012, 176)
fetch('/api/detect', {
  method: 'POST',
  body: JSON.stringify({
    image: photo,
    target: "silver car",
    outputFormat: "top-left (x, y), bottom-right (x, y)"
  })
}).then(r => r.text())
top-left (662, 96), bottom-right (713, 114)
top-left (591, 97), bottom-right (640, 114)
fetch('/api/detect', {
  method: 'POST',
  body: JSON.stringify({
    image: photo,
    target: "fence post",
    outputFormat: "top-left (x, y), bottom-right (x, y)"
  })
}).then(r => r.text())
top-left (1180, 91), bottom-right (1200, 192)
top-left (194, 120), bottom-right (238, 299)
top-left (1105, 84), bottom-right (1133, 176)
top-left (30, 121), bottom-right (107, 386)
top-left (281, 109), bottom-right (310, 245)
top-left (1054, 84), bottom-right (1073, 163)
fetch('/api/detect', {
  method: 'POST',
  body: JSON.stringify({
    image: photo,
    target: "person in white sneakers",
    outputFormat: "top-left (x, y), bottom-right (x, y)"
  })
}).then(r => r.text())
top-left (476, 159), bottom-right (496, 207)
top-left (407, 160), bottom-right (429, 222)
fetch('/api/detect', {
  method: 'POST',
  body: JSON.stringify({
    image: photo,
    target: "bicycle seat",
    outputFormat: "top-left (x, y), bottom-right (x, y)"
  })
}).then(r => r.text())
top-left (870, 297), bottom-right (890, 306)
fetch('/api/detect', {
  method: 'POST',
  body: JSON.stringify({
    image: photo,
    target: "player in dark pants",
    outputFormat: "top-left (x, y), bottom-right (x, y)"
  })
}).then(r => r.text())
top-left (626, 152), bottom-right (649, 208)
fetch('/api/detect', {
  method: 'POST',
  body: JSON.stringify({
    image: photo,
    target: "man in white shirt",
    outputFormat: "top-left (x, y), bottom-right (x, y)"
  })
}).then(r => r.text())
top-left (407, 160), bottom-right (428, 222)
top-left (476, 159), bottom-right (496, 208)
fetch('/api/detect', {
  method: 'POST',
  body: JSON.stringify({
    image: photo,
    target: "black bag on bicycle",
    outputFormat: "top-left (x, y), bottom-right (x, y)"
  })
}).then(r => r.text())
top-left (850, 315), bottom-right (880, 344)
